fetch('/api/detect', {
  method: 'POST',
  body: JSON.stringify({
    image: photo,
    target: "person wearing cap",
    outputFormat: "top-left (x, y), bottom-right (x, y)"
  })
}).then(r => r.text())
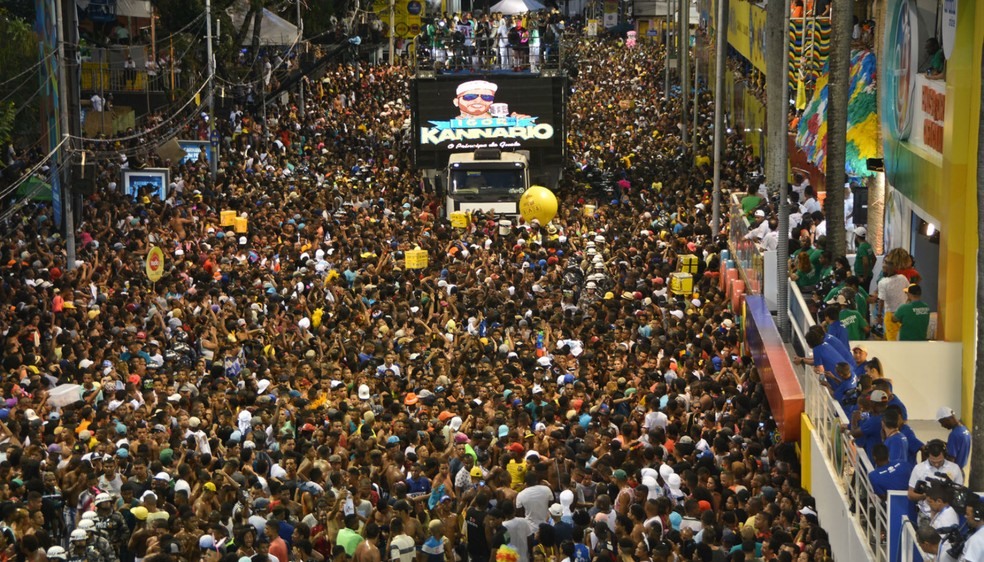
top-left (936, 406), bottom-right (971, 470)
top-left (853, 226), bottom-right (875, 288)
top-left (908, 439), bottom-right (963, 525)
top-left (891, 283), bottom-right (931, 341)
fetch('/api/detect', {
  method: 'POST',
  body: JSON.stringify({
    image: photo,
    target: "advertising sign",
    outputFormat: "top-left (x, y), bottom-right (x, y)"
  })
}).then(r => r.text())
top-left (122, 168), bottom-right (170, 201)
top-left (884, 0), bottom-right (918, 141)
top-left (941, 0), bottom-right (957, 59)
top-left (146, 246), bottom-right (165, 282)
top-left (178, 140), bottom-right (213, 164)
top-left (373, 0), bottom-right (424, 39)
top-left (413, 77), bottom-right (561, 154)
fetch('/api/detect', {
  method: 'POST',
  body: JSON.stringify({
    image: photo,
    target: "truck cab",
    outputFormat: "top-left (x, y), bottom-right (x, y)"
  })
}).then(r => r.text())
top-left (444, 148), bottom-right (529, 216)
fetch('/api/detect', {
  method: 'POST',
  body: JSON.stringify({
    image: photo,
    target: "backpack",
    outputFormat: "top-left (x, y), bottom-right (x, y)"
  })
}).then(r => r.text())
top-left (508, 27), bottom-right (521, 46)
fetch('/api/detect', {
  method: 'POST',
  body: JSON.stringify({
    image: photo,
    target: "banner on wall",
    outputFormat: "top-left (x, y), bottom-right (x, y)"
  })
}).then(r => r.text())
top-left (373, 0), bottom-right (424, 39)
top-left (884, 0), bottom-right (919, 141)
top-left (941, 0), bottom-right (957, 59)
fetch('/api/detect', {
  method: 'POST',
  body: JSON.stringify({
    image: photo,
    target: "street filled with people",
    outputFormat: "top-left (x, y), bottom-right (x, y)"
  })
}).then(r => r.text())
top-left (0, 30), bottom-right (848, 562)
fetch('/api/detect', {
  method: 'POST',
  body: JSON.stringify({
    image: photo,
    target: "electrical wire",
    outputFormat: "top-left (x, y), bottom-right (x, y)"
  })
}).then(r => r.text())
top-left (0, 137), bottom-right (69, 204)
top-left (0, 158), bottom-right (71, 226)
top-left (0, 51), bottom-right (56, 89)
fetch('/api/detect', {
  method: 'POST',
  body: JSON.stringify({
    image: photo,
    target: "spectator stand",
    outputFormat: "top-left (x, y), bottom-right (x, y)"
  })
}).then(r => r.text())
top-left (790, 281), bottom-right (963, 562)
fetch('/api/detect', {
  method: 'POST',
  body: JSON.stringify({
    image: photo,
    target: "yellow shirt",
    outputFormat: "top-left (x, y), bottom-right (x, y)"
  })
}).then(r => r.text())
top-left (507, 459), bottom-right (528, 491)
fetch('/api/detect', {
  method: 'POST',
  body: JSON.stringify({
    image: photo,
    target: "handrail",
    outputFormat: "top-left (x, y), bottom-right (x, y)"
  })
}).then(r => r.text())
top-left (899, 517), bottom-right (930, 562)
top-left (800, 362), bottom-right (887, 561)
top-left (788, 280), bottom-right (814, 365)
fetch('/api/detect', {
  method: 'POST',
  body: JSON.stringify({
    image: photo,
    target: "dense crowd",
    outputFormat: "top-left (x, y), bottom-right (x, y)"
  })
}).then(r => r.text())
top-left (0, 33), bottom-right (843, 562)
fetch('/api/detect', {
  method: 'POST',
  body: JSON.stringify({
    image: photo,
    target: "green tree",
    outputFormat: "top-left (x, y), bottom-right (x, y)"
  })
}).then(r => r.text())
top-left (0, 10), bottom-right (42, 146)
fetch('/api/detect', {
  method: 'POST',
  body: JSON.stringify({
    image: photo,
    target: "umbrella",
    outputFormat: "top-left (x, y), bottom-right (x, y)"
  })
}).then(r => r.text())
top-left (489, 0), bottom-right (546, 15)
top-left (16, 177), bottom-right (52, 202)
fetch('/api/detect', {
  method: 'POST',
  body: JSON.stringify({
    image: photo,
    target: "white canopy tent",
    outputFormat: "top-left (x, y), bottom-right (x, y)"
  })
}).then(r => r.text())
top-left (227, 1), bottom-right (300, 46)
top-left (489, 0), bottom-right (547, 15)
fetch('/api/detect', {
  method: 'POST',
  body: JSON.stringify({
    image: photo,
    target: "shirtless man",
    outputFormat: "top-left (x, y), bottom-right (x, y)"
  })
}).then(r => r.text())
top-left (353, 522), bottom-right (381, 562)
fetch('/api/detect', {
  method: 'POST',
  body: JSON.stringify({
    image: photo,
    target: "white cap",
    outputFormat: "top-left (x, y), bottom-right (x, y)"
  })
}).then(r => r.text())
top-left (188, 416), bottom-right (201, 428)
top-left (358, 384), bottom-right (371, 400)
top-left (936, 406), bottom-right (956, 420)
top-left (854, 226), bottom-right (867, 237)
top-left (154, 472), bottom-right (171, 482)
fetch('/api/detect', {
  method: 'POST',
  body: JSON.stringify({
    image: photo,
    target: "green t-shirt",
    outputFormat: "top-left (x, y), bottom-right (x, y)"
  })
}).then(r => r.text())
top-left (839, 309), bottom-right (869, 341)
top-left (854, 242), bottom-right (875, 278)
top-left (795, 266), bottom-right (821, 289)
top-left (337, 528), bottom-right (363, 556)
top-left (894, 300), bottom-right (931, 341)
top-left (809, 247), bottom-right (824, 270)
top-left (741, 195), bottom-right (763, 217)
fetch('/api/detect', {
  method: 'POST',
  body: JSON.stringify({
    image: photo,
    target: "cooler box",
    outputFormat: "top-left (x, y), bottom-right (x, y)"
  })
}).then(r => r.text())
top-left (678, 254), bottom-right (699, 274)
top-left (450, 211), bottom-right (470, 228)
top-left (670, 272), bottom-right (693, 295)
top-left (405, 249), bottom-right (428, 270)
top-left (220, 210), bottom-right (237, 226)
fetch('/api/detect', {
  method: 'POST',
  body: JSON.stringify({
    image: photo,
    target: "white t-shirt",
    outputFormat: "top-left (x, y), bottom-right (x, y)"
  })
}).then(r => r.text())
top-left (961, 525), bottom-right (984, 562)
top-left (516, 484), bottom-right (553, 527)
top-left (908, 459), bottom-right (963, 516)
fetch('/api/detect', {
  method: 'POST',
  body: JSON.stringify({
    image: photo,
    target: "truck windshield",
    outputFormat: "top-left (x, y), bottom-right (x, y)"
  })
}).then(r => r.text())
top-left (449, 169), bottom-right (526, 199)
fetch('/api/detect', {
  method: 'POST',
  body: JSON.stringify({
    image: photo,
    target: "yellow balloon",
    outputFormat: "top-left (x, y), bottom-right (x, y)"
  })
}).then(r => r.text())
top-left (519, 185), bottom-right (558, 224)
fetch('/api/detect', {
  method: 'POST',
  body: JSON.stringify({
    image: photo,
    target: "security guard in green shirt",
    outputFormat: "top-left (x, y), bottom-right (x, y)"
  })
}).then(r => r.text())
top-left (892, 284), bottom-right (931, 341)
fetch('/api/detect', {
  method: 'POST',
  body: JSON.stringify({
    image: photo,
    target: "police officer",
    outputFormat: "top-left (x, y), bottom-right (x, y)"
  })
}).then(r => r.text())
top-left (94, 493), bottom-right (127, 554)
top-left (77, 517), bottom-right (118, 562)
top-left (67, 529), bottom-right (104, 562)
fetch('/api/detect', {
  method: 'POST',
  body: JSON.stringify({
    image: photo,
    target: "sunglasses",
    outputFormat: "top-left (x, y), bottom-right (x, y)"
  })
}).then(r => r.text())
top-left (460, 93), bottom-right (495, 102)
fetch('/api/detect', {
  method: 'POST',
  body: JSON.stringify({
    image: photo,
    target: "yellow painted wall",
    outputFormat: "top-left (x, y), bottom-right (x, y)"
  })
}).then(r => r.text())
top-left (881, 0), bottom-right (980, 432)
top-left (945, 1), bottom-right (983, 431)
top-left (801, 413), bottom-right (814, 493)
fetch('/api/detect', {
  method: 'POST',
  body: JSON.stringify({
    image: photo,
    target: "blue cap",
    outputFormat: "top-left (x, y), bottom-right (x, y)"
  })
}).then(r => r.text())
top-left (117, 448), bottom-right (129, 458)
top-left (387, 435), bottom-right (400, 445)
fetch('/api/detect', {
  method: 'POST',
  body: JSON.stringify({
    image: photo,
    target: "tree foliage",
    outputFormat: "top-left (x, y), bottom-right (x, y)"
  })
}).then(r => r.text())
top-left (0, 10), bottom-right (42, 146)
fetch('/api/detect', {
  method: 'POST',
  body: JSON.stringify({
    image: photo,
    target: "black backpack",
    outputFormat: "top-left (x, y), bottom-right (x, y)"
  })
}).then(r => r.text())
top-left (508, 27), bottom-right (521, 46)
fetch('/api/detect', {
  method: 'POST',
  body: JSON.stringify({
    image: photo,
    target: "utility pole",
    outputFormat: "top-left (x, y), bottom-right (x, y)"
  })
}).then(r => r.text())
top-left (298, 0), bottom-right (305, 113)
top-left (664, 0), bottom-right (670, 102)
top-left (679, 0), bottom-right (688, 145)
top-left (692, 28), bottom-right (698, 144)
top-left (767, 0), bottom-right (791, 339)
top-left (206, 0), bottom-right (217, 183)
top-left (388, 0), bottom-right (396, 66)
top-left (710, 0), bottom-right (727, 234)
top-left (56, 0), bottom-right (77, 269)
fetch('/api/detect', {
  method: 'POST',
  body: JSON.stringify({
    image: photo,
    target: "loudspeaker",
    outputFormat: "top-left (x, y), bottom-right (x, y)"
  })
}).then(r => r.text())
top-left (72, 163), bottom-right (96, 194)
top-left (852, 186), bottom-right (868, 226)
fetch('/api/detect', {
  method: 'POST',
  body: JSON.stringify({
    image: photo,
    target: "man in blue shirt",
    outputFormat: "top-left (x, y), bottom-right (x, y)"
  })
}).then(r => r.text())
top-left (868, 444), bottom-right (911, 498)
top-left (882, 409), bottom-right (910, 465)
top-left (937, 406), bottom-right (971, 470)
